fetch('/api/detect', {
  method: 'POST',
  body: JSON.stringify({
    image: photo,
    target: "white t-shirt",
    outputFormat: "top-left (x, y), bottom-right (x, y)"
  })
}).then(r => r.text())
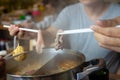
top-left (35, 15), bottom-right (57, 29)
top-left (52, 3), bottom-right (120, 61)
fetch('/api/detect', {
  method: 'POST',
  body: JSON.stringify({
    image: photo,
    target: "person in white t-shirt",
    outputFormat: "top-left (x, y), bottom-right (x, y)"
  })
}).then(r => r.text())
top-left (8, 0), bottom-right (120, 61)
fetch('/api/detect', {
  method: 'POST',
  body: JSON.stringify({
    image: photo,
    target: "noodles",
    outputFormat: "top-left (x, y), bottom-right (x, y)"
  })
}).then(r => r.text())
top-left (12, 44), bottom-right (27, 61)
top-left (13, 63), bottom-right (41, 75)
top-left (59, 60), bottom-right (78, 71)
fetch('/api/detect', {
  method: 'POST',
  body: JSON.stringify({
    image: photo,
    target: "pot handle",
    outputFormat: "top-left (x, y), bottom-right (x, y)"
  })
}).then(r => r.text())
top-left (76, 66), bottom-right (100, 80)
top-left (73, 58), bottom-right (106, 80)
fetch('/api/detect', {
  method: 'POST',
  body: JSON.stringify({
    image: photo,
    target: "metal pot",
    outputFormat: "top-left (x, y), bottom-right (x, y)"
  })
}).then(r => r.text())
top-left (6, 48), bottom-right (108, 80)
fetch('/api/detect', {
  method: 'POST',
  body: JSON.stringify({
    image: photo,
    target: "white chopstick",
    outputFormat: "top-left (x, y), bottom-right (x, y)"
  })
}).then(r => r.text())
top-left (3, 25), bottom-right (38, 33)
top-left (57, 25), bottom-right (120, 35)
top-left (58, 28), bottom-right (92, 35)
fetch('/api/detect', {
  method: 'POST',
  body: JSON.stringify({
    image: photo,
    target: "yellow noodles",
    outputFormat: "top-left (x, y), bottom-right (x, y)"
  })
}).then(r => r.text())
top-left (12, 44), bottom-right (27, 61)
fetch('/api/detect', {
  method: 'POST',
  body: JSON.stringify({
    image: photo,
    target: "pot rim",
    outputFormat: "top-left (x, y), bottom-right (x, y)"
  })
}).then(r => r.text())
top-left (7, 65), bottom-right (80, 78)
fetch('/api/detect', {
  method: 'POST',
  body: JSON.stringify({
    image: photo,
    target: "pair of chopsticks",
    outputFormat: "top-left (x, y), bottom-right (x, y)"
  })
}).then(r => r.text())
top-left (3, 25), bottom-right (120, 35)
top-left (3, 52), bottom-right (26, 60)
top-left (57, 25), bottom-right (120, 35)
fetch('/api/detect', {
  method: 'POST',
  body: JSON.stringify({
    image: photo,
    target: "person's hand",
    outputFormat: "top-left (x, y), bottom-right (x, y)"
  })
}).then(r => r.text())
top-left (8, 24), bottom-right (24, 38)
top-left (36, 30), bottom-right (45, 54)
top-left (91, 16), bottom-right (120, 52)
top-left (8, 24), bottom-right (37, 40)
top-left (55, 30), bottom-right (64, 50)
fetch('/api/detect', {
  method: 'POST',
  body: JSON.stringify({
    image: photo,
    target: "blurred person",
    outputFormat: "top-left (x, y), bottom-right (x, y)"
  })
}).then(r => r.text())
top-left (23, 0), bottom-right (72, 30)
top-left (8, 0), bottom-right (120, 62)
top-left (35, 0), bottom-right (61, 29)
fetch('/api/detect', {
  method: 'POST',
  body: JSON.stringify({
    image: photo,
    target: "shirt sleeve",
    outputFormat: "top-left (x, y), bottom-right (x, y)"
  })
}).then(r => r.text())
top-left (51, 7), bottom-right (70, 30)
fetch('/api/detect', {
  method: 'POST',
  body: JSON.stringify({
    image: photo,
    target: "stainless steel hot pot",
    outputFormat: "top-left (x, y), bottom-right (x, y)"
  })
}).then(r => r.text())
top-left (6, 48), bottom-right (108, 80)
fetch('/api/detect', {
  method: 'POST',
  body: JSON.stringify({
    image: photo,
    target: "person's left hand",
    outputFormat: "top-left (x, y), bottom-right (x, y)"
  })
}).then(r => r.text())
top-left (91, 17), bottom-right (120, 52)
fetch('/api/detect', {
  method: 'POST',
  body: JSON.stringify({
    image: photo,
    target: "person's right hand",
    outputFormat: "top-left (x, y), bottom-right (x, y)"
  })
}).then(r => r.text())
top-left (8, 24), bottom-right (24, 39)
top-left (8, 24), bottom-right (37, 40)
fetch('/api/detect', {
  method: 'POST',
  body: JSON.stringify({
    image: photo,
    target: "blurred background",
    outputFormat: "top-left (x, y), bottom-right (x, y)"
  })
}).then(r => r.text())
top-left (0, 0), bottom-right (78, 51)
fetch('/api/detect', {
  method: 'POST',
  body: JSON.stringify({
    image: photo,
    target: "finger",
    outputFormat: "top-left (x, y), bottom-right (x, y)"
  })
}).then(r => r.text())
top-left (96, 19), bottom-right (118, 27)
top-left (8, 24), bottom-right (14, 32)
top-left (9, 25), bottom-right (19, 36)
top-left (94, 32), bottom-right (120, 47)
top-left (99, 43), bottom-right (120, 52)
top-left (91, 25), bottom-right (120, 38)
top-left (96, 20), bottom-right (110, 27)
